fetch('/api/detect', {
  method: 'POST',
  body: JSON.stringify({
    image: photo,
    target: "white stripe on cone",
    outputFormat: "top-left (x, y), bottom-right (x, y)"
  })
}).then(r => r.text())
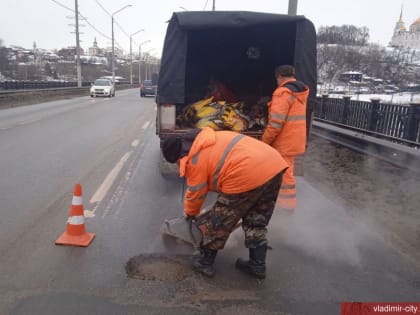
top-left (67, 215), bottom-right (85, 225)
top-left (72, 196), bottom-right (83, 205)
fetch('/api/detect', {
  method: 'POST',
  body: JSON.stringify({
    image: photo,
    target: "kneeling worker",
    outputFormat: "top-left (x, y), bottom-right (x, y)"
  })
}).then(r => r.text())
top-left (161, 126), bottom-right (288, 278)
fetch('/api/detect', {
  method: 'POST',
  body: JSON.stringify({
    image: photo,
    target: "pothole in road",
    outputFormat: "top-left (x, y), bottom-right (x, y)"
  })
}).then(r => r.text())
top-left (125, 253), bottom-right (190, 281)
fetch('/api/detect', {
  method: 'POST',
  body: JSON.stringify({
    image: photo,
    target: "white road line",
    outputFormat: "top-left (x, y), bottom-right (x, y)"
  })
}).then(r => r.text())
top-left (89, 151), bottom-right (132, 204)
top-left (18, 118), bottom-right (41, 125)
top-left (142, 121), bottom-right (150, 129)
top-left (131, 139), bottom-right (140, 147)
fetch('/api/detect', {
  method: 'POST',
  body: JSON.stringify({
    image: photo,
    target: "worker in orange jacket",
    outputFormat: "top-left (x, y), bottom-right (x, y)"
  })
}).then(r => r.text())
top-left (262, 65), bottom-right (309, 212)
top-left (162, 127), bottom-right (288, 278)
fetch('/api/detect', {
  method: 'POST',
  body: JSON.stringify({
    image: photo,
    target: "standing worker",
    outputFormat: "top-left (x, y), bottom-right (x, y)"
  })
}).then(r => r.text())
top-left (161, 127), bottom-right (288, 279)
top-left (262, 65), bottom-right (309, 212)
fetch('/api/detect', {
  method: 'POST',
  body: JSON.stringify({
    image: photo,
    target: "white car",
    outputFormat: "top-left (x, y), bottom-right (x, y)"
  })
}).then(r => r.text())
top-left (90, 78), bottom-right (115, 97)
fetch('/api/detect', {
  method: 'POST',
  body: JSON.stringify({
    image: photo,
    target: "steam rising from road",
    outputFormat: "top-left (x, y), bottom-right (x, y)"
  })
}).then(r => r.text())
top-left (226, 192), bottom-right (365, 266)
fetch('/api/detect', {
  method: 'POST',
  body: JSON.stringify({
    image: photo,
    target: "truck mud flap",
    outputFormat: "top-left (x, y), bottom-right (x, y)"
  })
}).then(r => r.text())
top-left (159, 150), bottom-right (179, 178)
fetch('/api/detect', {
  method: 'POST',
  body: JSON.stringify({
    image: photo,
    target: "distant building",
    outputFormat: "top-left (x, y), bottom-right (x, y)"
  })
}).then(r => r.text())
top-left (88, 38), bottom-right (104, 56)
top-left (390, 9), bottom-right (420, 49)
top-left (339, 71), bottom-right (363, 83)
top-left (58, 47), bottom-right (84, 61)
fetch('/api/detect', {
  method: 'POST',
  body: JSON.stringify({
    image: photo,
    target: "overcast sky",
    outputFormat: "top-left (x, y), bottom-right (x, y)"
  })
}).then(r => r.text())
top-left (0, 0), bottom-right (419, 56)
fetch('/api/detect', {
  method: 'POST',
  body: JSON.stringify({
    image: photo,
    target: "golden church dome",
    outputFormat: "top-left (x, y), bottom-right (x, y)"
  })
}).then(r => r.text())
top-left (409, 18), bottom-right (420, 33)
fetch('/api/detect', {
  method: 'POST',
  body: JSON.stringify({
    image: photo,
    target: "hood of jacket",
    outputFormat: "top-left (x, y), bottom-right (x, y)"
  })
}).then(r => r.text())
top-left (179, 127), bottom-right (216, 177)
top-left (278, 78), bottom-right (309, 102)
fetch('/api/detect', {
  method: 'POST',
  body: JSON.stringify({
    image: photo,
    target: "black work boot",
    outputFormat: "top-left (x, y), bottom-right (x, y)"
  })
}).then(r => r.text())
top-left (192, 248), bottom-right (218, 277)
top-left (235, 244), bottom-right (267, 279)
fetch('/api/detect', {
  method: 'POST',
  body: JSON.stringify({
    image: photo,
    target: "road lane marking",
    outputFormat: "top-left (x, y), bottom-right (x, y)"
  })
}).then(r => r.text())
top-left (84, 208), bottom-right (95, 218)
top-left (18, 118), bottom-right (42, 125)
top-left (89, 151), bottom-right (132, 205)
top-left (102, 139), bottom-right (148, 218)
top-left (1, 118), bottom-right (41, 130)
top-left (131, 139), bottom-right (140, 147)
top-left (142, 121), bottom-right (150, 129)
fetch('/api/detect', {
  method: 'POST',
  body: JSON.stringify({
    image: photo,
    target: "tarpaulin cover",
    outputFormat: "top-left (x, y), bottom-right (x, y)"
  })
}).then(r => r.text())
top-left (157, 11), bottom-right (317, 105)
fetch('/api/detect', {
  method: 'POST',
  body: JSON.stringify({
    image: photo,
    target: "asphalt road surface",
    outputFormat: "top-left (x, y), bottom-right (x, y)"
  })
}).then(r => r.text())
top-left (0, 89), bottom-right (419, 315)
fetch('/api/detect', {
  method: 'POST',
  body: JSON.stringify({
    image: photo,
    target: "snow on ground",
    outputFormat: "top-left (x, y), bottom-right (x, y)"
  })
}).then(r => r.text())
top-left (325, 92), bottom-right (420, 104)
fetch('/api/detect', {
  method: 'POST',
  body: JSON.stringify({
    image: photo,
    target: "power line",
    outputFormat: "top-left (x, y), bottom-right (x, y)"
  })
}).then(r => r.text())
top-left (94, 0), bottom-right (111, 16)
top-left (203, 0), bottom-right (209, 10)
top-left (52, 0), bottom-right (132, 53)
top-left (78, 12), bottom-right (111, 40)
top-left (92, 0), bottom-right (130, 39)
top-left (115, 21), bottom-right (130, 38)
top-left (51, 0), bottom-right (73, 12)
top-left (51, 0), bottom-right (110, 41)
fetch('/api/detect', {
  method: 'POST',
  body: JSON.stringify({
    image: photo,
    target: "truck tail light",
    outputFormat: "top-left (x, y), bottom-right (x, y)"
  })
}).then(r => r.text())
top-left (160, 104), bottom-right (176, 130)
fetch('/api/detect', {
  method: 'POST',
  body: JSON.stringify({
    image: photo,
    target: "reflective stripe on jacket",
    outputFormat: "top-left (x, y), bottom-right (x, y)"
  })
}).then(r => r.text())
top-left (262, 78), bottom-right (309, 156)
top-left (179, 127), bottom-right (288, 216)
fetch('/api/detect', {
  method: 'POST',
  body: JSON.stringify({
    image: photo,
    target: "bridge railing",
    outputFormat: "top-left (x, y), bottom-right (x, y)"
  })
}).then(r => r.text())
top-left (0, 80), bottom-right (132, 90)
top-left (314, 94), bottom-right (420, 147)
top-left (0, 84), bottom-right (134, 109)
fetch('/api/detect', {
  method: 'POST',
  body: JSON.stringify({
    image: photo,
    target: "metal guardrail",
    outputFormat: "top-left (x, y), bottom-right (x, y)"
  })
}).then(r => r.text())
top-left (0, 80), bottom-right (130, 90)
top-left (315, 95), bottom-right (420, 147)
top-left (0, 84), bottom-right (133, 109)
top-left (0, 80), bottom-right (91, 90)
top-left (0, 87), bottom-right (90, 109)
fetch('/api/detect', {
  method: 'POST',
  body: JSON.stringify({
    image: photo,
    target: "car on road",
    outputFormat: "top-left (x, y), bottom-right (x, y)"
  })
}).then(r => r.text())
top-left (140, 80), bottom-right (157, 97)
top-left (90, 78), bottom-right (115, 97)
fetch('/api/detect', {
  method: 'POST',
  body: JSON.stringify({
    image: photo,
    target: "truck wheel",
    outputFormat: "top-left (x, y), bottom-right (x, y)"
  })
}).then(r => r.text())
top-left (159, 150), bottom-right (179, 179)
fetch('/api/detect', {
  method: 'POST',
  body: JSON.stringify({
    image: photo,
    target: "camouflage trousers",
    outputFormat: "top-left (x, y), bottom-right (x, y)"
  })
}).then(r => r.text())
top-left (198, 172), bottom-right (283, 251)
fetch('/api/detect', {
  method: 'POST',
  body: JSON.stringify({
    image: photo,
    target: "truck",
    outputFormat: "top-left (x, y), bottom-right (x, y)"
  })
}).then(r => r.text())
top-left (156, 11), bottom-right (317, 175)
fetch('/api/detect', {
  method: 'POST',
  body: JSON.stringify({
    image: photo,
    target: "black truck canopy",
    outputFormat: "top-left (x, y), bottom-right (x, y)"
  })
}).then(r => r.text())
top-left (158, 11), bottom-right (317, 105)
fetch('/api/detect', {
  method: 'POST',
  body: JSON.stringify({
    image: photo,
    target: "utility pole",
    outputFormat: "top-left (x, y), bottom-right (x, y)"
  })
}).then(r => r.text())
top-left (144, 48), bottom-right (156, 81)
top-left (138, 45), bottom-right (141, 83)
top-left (138, 40), bottom-right (150, 84)
top-left (212, 0), bottom-right (215, 11)
top-left (130, 29), bottom-right (144, 86)
top-left (111, 15), bottom-right (115, 86)
top-left (75, 0), bottom-right (82, 87)
top-left (130, 36), bottom-right (133, 85)
top-left (288, 0), bottom-right (298, 15)
top-left (112, 5), bottom-right (132, 86)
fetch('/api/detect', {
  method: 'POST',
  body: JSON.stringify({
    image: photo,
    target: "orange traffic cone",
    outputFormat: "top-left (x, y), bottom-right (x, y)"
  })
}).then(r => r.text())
top-left (55, 184), bottom-right (95, 247)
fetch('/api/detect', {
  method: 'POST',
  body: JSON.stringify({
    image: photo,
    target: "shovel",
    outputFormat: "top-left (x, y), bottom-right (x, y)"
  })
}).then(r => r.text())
top-left (161, 210), bottom-right (242, 250)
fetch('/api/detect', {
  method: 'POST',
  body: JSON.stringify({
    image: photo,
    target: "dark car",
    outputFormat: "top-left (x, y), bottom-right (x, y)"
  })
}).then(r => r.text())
top-left (140, 80), bottom-right (157, 97)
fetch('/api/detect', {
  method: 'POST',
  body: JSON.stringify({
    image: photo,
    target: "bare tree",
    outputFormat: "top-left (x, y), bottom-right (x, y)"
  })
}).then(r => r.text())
top-left (317, 25), bottom-right (369, 46)
top-left (0, 39), bottom-right (11, 78)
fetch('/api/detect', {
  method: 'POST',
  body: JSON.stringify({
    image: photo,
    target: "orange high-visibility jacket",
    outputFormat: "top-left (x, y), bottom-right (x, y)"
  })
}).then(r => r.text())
top-left (262, 78), bottom-right (309, 156)
top-left (179, 127), bottom-right (288, 216)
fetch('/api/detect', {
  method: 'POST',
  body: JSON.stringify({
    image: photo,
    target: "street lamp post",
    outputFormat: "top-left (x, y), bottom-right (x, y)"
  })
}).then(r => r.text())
top-left (144, 48), bottom-right (156, 81)
top-left (111, 4), bottom-right (132, 85)
top-left (130, 29), bottom-right (144, 85)
top-left (75, 0), bottom-right (82, 87)
top-left (288, 0), bottom-right (298, 15)
top-left (138, 40), bottom-right (151, 84)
